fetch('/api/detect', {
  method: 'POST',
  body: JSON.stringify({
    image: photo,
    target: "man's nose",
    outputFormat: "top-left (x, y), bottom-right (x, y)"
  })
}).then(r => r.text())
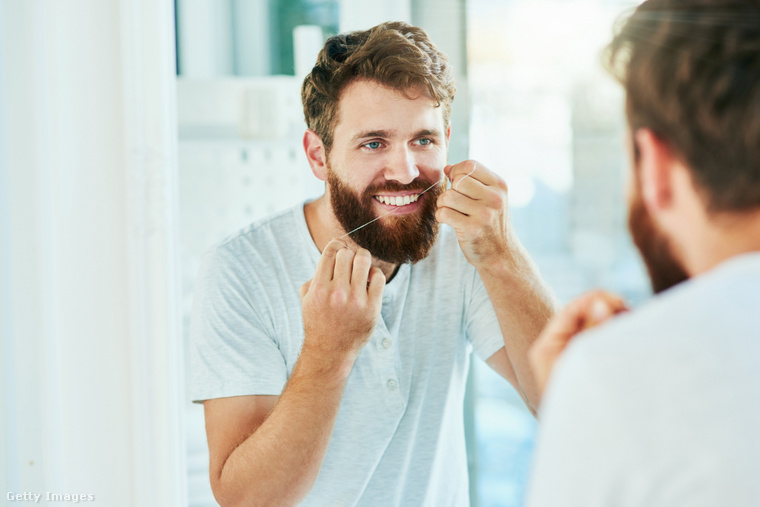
top-left (383, 145), bottom-right (420, 185)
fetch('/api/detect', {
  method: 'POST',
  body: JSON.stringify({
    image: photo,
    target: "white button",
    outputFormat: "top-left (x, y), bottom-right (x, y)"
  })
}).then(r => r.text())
top-left (382, 338), bottom-right (392, 349)
top-left (386, 379), bottom-right (398, 390)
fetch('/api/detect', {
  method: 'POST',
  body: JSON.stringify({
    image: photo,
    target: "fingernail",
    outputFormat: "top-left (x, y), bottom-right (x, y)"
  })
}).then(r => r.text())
top-left (590, 299), bottom-right (611, 321)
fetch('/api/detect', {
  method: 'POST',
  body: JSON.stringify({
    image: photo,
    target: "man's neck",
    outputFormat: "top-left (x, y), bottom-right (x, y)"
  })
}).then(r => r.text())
top-left (682, 207), bottom-right (760, 277)
top-left (304, 195), bottom-right (400, 281)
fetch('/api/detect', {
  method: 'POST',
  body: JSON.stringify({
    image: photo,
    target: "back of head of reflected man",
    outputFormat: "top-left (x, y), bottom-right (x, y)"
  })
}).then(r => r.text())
top-left (606, 0), bottom-right (760, 293)
top-left (300, 22), bottom-right (457, 264)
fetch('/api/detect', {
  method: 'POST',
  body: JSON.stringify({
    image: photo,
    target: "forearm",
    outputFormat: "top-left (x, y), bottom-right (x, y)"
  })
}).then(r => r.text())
top-left (478, 241), bottom-right (558, 413)
top-left (213, 345), bottom-right (353, 507)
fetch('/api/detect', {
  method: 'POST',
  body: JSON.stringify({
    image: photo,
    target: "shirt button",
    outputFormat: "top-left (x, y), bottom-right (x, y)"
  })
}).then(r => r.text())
top-left (382, 338), bottom-right (392, 349)
top-left (386, 379), bottom-right (398, 390)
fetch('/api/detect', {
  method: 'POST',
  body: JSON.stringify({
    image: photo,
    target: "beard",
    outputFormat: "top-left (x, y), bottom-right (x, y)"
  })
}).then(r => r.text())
top-left (628, 181), bottom-right (690, 294)
top-left (327, 169), bottom-right (445, 264)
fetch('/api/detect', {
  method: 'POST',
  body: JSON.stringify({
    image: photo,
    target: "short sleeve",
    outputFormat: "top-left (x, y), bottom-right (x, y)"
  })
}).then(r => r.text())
top-left (464, 267), bottom-right (505, 361)
top-left (190, 247), bottom-right (288, 403)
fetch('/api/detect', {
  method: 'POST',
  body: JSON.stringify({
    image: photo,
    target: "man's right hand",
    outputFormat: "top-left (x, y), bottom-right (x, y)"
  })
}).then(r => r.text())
top-left (300, 241), bottom-right (386, 364)
top-left (529, 290), bottom-right (628, 408)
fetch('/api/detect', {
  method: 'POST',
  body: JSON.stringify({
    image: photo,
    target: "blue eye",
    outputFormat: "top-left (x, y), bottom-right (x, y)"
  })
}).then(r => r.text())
top-left (366, 141), bottom-right (381, 149)
top-left (418, 138), bottom-right (432, 146)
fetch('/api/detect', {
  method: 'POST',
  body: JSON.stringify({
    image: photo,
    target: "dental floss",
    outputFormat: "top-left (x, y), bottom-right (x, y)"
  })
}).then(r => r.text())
top-left (454, 161), bottom-right (476, 192)
top-left (331, 160), bottom-right (474, 247)
top-left (336, 178), bottom-right (442, 241)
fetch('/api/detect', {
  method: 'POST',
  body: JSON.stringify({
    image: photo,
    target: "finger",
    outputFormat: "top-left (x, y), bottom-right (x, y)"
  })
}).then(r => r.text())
top-left (451, 171), bottom-right (489, 199)
top-left (350, 248), bottom-right (372, 295)
top-left (454, 161), bottom-right (477, 192)
top-left (437, 188), bottom-right (481, 217)
top-left (333, 247), bottom-right (355, 285)
top-left (582, 293), bottom-right (629, 330)
top-left (529, 291), bottom-right (627, 402)
top-left (445, 161), bottom-right (475, 191)
top-left (542, 291), bottom-right (626, 343)
top-left (435, 205), bottom-right (472, 230)
top-left (447, 160), bottom-right (501, 188)
top-left (367, 267), bottom-right (386, 304)
top-left (316, 239), bottom-right (347, 284)
top-left (300, 279), bottom-right (312, 298)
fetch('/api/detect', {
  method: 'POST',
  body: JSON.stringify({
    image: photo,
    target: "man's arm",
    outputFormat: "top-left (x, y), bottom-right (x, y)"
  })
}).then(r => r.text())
top-left (478, 243), bottom-right (557, 415)
top-left (436, 160), bottom-right (557, 414)
top-left (204, 350), bottom-right (353, 506)
top-left (204, 243), bottom-right (385, 506)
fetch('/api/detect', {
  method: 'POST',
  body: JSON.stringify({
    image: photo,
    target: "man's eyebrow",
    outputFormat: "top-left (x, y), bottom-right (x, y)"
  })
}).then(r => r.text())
top-left (351, 128), bottom-right (443, 142)
top-left (415, 129), bottom-right (443, 138)
top-left (352, 130), bottom-right (394, 142)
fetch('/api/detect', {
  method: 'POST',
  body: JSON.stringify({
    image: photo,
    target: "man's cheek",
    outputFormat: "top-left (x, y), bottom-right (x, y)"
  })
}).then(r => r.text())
top-left (413, 154), bottom-right (445, 179)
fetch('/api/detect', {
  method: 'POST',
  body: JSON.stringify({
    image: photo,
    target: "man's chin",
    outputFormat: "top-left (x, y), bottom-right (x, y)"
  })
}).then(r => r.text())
top-left (360, 226), bottom-right (439, 264)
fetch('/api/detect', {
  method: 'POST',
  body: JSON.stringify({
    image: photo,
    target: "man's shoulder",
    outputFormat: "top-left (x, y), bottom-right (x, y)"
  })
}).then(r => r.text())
top-left (197, 203), bottom-right (312, 290)
top-left (573, 253), bottom-right (760, 358)
top-left (556, 254), bottom-right (760, 398)
top-left (214, 205), bottom-right (302, 256)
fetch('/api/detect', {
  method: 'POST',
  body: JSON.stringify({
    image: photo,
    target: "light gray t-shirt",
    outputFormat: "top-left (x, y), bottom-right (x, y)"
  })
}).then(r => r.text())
top-left (526, 252), bottom-right (760, 507)
top-left (190, 201), bottom-right (505, 506)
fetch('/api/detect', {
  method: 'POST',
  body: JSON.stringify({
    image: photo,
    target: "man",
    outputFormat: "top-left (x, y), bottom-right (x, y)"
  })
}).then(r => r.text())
top-left (190, 22), bottom-right (556, 506)
top-left (526, 1), bottom-right (760, 505)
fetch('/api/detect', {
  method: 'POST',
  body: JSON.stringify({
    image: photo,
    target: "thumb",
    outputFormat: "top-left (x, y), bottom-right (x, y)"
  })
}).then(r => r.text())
top-left (367, 267), bottom-right (386, 304)
top-left (300, 279), bottom-right (312, 299)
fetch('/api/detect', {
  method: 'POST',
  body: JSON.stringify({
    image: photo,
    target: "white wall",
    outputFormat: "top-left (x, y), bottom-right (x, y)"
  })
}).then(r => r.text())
top-left (0, 1), bottom-right (186, 505)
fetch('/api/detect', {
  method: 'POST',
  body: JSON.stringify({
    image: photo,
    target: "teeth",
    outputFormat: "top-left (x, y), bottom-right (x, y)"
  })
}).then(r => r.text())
top-left (375, 194), bottom-right (419, 206)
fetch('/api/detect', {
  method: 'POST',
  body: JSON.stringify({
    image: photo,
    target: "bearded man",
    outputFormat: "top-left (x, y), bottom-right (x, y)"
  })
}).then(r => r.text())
top-left (190, 22), bottom-right (556, 506)
top-left (526, 1), bottom-right (760, 505)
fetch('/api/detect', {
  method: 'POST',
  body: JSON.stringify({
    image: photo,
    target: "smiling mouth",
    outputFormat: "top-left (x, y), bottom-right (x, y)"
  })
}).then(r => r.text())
top-left (373, 194), bottom-right (420, 206)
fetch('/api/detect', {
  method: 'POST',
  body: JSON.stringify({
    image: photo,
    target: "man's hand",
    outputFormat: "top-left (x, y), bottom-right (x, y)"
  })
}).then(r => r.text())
top-left (529, 290), bottom-right (629, 406)
top-left (300, 241), bottom-right (386, 365)
top-left (435, 160), bottom-right (513, 269)
top-left (207, 242), bottom-right (385, 506)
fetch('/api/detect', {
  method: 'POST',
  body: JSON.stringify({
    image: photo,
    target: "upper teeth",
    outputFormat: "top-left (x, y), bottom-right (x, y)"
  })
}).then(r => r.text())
top-left (375, 194), bottom-right (418, 206)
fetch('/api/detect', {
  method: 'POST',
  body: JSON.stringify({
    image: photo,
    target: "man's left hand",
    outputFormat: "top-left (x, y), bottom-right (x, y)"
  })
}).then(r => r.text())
top-left (435, 160), bottom-right (513, 269)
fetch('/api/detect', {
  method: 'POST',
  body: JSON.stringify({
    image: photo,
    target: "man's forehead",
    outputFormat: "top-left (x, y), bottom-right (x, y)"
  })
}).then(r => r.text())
top-left (339, 77), bottom-right (431, 103)
top-left (334, 79), bottom-right (444, 138)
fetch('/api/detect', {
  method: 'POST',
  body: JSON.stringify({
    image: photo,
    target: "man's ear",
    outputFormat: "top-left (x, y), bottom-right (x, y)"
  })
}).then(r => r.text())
top-left (634, 128), bottom-right (676, 214)
top-left (303, 129), bottom-right (328, 182)
top-left (446, 123), bottom-right (451, 144)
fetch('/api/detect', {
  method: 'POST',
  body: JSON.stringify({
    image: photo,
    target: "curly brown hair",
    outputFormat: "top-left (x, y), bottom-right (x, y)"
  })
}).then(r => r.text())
top-left (606, 0), bottom-right (760, 213)
top-left (301, 21), bottom-right (456, 154)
